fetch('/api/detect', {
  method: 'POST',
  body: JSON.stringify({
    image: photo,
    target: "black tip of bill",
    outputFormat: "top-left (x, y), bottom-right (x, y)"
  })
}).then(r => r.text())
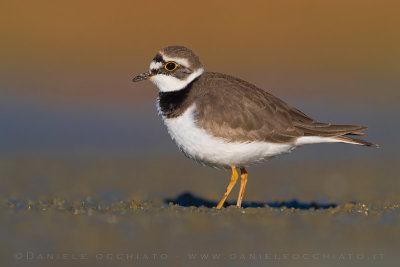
top-left (132, 71), bottom-right (151, 82)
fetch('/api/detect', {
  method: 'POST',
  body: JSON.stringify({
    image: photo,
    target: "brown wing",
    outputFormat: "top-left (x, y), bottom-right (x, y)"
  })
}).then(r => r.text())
top-left (194, 72), bottom-right (368, 143)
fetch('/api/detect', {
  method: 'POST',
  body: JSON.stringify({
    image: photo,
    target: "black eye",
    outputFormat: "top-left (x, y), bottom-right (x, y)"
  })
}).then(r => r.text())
top-left (165, 62), bottom-right (178, 71)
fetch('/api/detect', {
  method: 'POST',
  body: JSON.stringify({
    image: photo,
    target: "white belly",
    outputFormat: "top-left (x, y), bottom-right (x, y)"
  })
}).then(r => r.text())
top-left (158, 104), bottom-right (294, 168)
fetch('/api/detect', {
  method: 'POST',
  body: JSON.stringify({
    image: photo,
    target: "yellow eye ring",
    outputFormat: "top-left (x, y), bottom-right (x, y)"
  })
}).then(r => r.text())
top-left (165, 61), bottom-right (178, 71)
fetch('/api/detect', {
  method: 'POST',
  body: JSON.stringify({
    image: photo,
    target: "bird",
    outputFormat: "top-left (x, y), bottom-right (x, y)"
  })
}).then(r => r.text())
top-left (132, 46), bottom-right (377, 209)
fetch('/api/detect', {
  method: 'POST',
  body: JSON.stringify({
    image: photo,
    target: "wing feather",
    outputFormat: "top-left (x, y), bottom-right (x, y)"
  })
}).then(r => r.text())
top-left (193, 72), bottom-right (370, 143)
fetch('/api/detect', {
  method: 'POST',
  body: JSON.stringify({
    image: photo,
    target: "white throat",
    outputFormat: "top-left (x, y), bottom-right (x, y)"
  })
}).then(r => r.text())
top-left (150, 68), bottom-right (204, 92)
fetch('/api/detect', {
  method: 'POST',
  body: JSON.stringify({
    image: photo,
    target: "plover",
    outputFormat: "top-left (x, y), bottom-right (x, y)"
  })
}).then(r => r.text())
top-left (132, 46), bottom-right (377, 209)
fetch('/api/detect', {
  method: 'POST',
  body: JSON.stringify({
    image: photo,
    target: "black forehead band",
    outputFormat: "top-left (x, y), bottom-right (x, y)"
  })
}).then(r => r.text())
top-left (153, 53), bottom-right (164, 63)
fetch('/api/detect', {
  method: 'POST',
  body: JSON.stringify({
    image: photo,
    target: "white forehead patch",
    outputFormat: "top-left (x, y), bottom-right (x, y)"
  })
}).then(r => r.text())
top-left (159, 52), bottom-right (190, 67)
top-left (149, 61), bottom-right (163, 70)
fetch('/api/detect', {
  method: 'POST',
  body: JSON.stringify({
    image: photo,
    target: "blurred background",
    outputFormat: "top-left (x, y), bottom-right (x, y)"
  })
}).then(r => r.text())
top-left (1, 0), bottom-right (400, 266)
top-left (1, 0), bottom-right (399, 200)
top-left (1, 0), bottom-right (400, 199)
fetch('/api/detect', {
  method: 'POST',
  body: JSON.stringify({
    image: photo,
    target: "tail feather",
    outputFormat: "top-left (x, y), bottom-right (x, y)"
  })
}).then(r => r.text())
top-left (295, 123), bottom-right (367, 137)
top-left (294, 122), bottom-right (378, 147)
top-left (347, 131), bottom-right (367, 136)
top-left (333, 135), bottom-right (379, 148)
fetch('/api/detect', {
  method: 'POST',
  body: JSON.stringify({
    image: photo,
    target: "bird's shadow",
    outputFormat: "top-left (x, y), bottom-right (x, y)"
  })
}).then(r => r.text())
top-left (164, 192), bottom-right (337, 210)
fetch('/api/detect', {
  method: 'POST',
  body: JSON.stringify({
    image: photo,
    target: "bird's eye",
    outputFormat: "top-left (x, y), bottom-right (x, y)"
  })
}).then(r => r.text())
top-left (165, 62), bottom-right (178, 71)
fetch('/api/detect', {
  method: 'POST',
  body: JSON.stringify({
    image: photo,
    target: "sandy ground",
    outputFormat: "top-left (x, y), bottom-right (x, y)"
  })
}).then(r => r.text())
top-left (1, 156), bottom-right (399, 266)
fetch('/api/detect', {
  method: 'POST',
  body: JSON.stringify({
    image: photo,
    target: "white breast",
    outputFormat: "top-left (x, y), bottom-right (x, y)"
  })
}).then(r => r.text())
top-left (157, 103), bottom-right (295, 168)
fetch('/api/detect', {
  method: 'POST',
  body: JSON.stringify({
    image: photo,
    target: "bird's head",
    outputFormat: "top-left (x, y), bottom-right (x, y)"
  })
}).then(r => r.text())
top-left (132, 46), bottom-right (204, 92)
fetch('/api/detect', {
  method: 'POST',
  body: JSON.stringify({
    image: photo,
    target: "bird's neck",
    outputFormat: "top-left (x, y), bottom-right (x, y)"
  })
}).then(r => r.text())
top-left (157, 78), bottom-right (199, 119)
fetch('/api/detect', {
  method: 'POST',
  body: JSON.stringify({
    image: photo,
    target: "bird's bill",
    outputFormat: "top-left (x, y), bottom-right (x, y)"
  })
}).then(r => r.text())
top-left (132, 71), bottom-right (152, 82)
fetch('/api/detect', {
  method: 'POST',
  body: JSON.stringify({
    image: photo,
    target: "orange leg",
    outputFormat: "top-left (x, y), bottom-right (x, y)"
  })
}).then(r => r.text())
top-left (236, 168), bottom-right (248, 208)
top-left (216, 167), bottom-right (238, 209)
